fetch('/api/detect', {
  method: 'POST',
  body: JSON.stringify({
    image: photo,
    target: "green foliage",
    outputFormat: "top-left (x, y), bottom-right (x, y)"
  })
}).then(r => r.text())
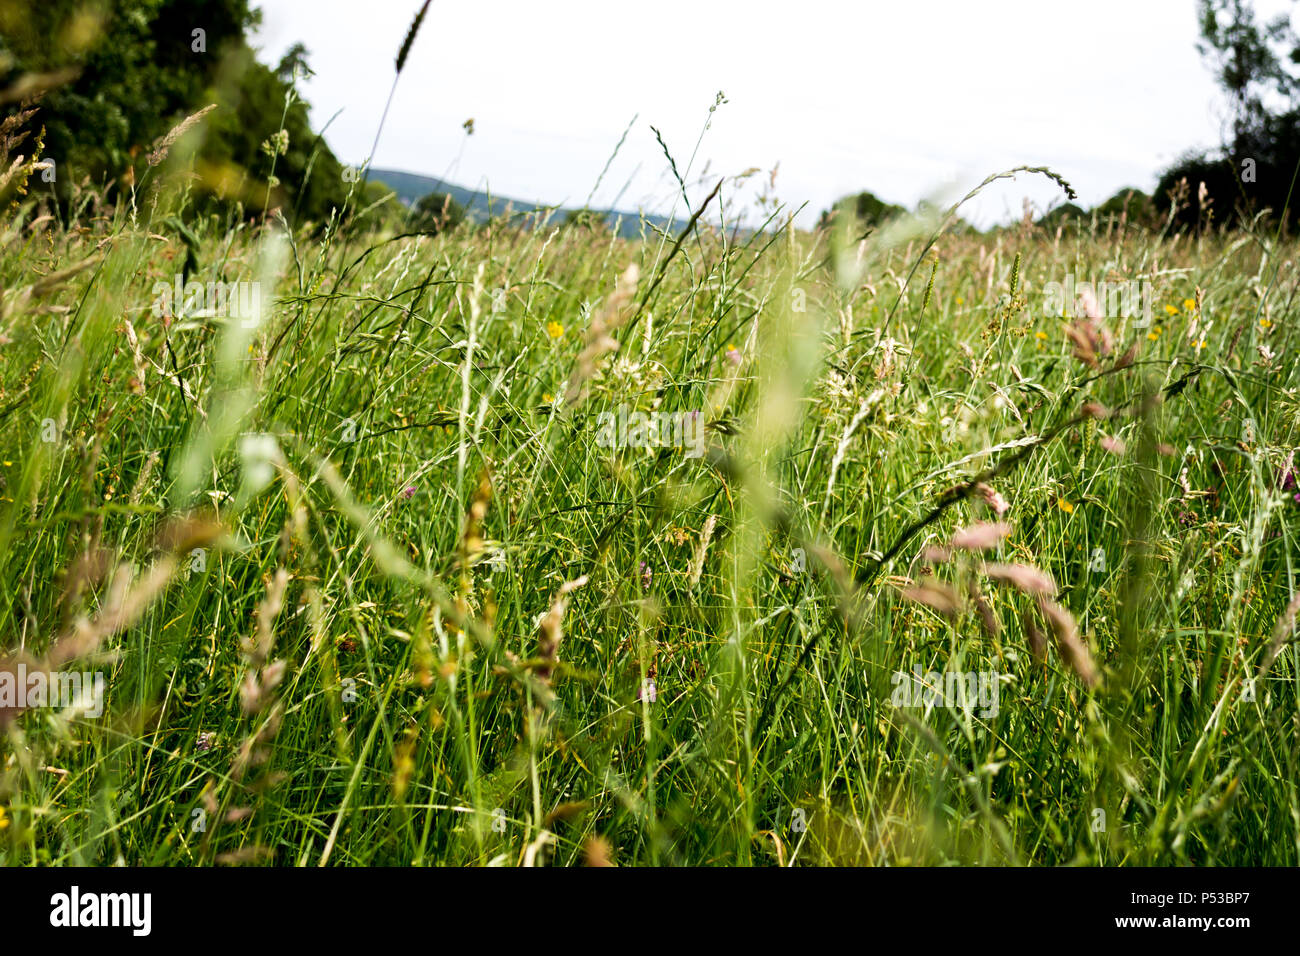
top-left (1156, 109), bottom-right (1300, 230)
top-left (0, 0), bottom-right (346, 224)
top-left (1037, 191), bottom-right (1158, 234)
top-left (820, 189), bottom-right (907, 233)
top-left (1093, 188), bottom-right (1156, 226)
top-left (407, 190), bottom-right (465, 234)
top-left (351, 180), bottom-right (404, 233)
top-left (197, 43), bottom-right (346, 225)
top-left (564, 207), bottom-right (608, 231)
top-left (1036, 201), bottom-right (1086, 231)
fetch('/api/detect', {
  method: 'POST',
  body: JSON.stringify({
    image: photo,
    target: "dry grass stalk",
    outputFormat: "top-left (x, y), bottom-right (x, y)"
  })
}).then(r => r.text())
top-left (1036, 596), bottom-right (1100, 688)
top-left (689, 514), bottom-right (717, 588)
top-left (536, 575), bottom-right (590, 685)
top-left (900, 579), bottom-right (961, 618)
top-left (1257, 591), bottom-right (1300, 679)
top-left (969, 579), bottom-right (999, 637)
top-left (563, 264), bottom-right (639, 406)
top-left (584, 835), bottom-right (615, 867)
top-left (1022, 606), bottom-right (1048, 662)
top-left (984, 562), bottom-right (1056, 595)
top-left (147, 104), bottom-right (218, 166)
top-left (2, 554), bottom-right (179, 726)
top-left (240, 569), bottom-right (291, 714)
top-left (949, 521), bottom-right (1011, 551)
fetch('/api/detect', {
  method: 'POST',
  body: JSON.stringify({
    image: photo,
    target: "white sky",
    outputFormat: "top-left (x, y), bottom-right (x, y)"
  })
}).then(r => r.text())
top-left (249, 0), bottom-right (1275, 228)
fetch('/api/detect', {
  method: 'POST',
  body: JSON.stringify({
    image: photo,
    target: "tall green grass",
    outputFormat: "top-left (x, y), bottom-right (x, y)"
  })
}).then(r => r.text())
top-left (0, 137), bottom-right (1298, 865)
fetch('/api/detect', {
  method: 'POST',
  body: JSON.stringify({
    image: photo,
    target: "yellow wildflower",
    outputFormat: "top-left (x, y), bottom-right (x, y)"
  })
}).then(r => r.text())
top-left (1057, 498), bottom-right (1075, 515)
top-left (546, 321), bottom-right (564, 340)
top-left (1183, 298), bottom-right (1197, 312)
top-left (1164, 304), bottom-right (1179, 316)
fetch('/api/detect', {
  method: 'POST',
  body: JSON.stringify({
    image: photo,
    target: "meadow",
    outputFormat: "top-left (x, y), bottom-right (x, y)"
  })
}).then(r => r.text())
top-left (0, 147), bottom-right (1298, 866)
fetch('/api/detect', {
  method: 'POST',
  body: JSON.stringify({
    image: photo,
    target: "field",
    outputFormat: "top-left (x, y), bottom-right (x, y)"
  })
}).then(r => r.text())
top-left (1, 161), bottom-right (1298, 867)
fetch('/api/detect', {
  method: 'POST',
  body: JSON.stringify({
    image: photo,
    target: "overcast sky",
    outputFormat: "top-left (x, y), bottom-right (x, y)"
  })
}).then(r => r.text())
top-left (249, 0), bottom-right (1288, 228)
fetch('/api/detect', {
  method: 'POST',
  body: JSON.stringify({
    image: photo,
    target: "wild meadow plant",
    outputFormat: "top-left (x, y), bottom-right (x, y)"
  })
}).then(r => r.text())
top-left (0, 12), bottom-right (1297, 868)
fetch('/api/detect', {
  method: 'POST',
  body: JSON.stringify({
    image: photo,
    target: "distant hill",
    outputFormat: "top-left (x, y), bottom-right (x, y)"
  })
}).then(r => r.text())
top-left (368, 167), bottom-right (681, 239)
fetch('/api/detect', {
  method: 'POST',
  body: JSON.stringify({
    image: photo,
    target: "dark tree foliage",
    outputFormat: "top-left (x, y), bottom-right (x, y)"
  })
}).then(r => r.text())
top-left (818, 190), bottom-right (907, 233)
top-left (1093, 188), bottom-right (1157, 226)
top-left (1036, 190), bottom-right (1158, 234)
top-left (1035, 202), bottom-right (1086, 231)
top-left (407, 191), bottom-right (465, 235)
top-left (1158, 0), bottom-right (1300, 229)
top-left (0, 0), bottom-right (347, 225)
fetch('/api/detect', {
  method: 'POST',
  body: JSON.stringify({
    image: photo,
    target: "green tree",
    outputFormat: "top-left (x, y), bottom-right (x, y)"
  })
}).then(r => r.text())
top-left (197, 42), bottom-right (346, 225)
top-left (0, 0), bottom-right (346, 225)
top-left (1158, 0), bottom-right (1300, 229)
top-left (819, 190), bottom-right (907, 233)
top-left (408, 191), bottom-right (465, 234)
top-left (1036, 202), bottom-right (1086, 231)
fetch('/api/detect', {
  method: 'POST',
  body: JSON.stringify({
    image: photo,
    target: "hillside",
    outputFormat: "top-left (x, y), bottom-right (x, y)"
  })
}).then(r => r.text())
top-left (369, 166), bottom-right (683, 238)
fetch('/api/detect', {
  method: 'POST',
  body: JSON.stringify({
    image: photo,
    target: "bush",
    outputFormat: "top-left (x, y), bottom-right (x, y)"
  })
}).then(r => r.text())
top-left (407, 191), bottom-right (466, 235)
